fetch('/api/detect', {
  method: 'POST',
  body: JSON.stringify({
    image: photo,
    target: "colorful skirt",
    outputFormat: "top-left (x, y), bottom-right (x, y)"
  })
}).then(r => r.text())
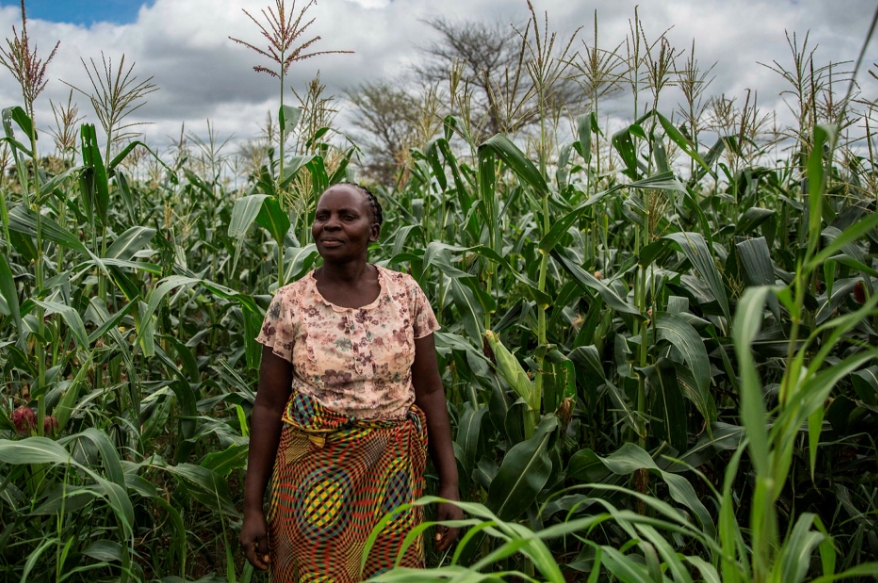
top-left (267, 392), bottom-right (428, 582)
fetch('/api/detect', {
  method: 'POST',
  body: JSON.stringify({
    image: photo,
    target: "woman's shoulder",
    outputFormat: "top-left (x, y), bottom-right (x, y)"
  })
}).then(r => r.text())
top-left (272, 271), bottom-right (316, 302)
top-left (376, 265), bottom-right (420, 292)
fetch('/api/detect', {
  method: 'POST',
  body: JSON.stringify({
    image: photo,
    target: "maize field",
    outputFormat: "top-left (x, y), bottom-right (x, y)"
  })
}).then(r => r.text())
top-left (1, 1), bottom-right (878, 582)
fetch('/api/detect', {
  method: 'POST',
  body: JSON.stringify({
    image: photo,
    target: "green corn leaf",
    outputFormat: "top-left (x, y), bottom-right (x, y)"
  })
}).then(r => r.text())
top-left (21, 537), bottom-right (56, 583)
top-left (137, 275), bottom-right (199, 348)
top-left (279, 105), bottom-right (302, 141)
top-left (600, 544), bottom-right (656, 583)
top-left (284, 244), bottom-right (319, 283)
top-left (8, 204), bottom-right (90, 256)
top-left (807, 124), bottom-right (835, 239)
top-left (157, 461), bottom-right (237, 516)
top-left (852, 366), bottom-right (878, 406)
top-left (165, 335), bottom-right (200, 383)
top-left (0, 251), bottom-right (23, 347)
top-left (114, 170), bottom-right (138, 224)
top-left (0, 436), bottom-right (134, 534)
top-left (733, 286), bottom-right (773, 477)
top-left (807, 210), bottom-right (878, 270)
top-left (654, 312), bottom-right (715, 422)
top-left (8, 105), bottom-right (34, 141)
top-left (567, 442), bottom-right (715, 536)
top-left (642, 360), bottom-right (688, 453)
top-left (32, 300), bottom-right (90, 351)
top-left (184, 168), bottom-right (213, 198)
top-left (82, 540), bottom-right (123, 563)
top-left (105, 226), bottom-right (156, 260)
top-left (54, 351), bottom-right (93, 430)
top-left (664, 232), bottom-right (731, 320)
top-left (479, 134), bottom-right (548, 196)
top-left (229, 194), bottom-right (272, 241)
top-left (424, 138), bottom-right (449, 191)
top-left (72, 427), bottom-right (126, 488)
top-left (735, 207), bottom-right (776, 235)
top-left (485, 416), bottom-right (558, 521)
top-left (39, 165), bottom-right (82, 197)
top-left (774, 513), bottom-right (825, 583)
top-left (543, 349), bottom-right (575, 412)
top-left (503, 398), bottom-right (530, 446)
top-left (242, 306), bottom-right (264, 370)
top-left (450, 277), bottom-right (485, 345)
top-left (109, 140), bottom-right (175, 178)
top-left (657, 112), bottom-right (712, 177)
top-left (612, 125), bottom-right (639, 179)
top-left (576, 111), bottom-right (595, 165)
top-left (328, 146), bottom-right (356, 185)
top-left (455, 403), bottom-right (488, 479)
top-left (810, 564), bottom-right (878, 583)
top-left (555, 251), bottom-right (641, 316)
top-left (201, 444), bottom-right (249, 476)
top-left (636, 524), bottom-right (694, 583)
top-left (568, 345), bottom-right (638, 432)
top-left (1, 106), bottom-right (33, 156)
top-left (736, 237), bottom-right (774, 287)
top-left (255, 194), bottom-right (291, 247)
top-left (778, 346), bottom-right (878, 459)
top-left (80, 124), bottom-right (109, 224)
top-left (0, 436), bottom-right (71, 464)
top-left (281, 154), bottom-right (328, 195)
top-left (686, 555), bottom-right (722, 583)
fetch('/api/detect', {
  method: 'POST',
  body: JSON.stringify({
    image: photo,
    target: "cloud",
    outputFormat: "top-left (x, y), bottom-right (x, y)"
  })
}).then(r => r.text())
top-left (0, 0), bottom-right (871, 152)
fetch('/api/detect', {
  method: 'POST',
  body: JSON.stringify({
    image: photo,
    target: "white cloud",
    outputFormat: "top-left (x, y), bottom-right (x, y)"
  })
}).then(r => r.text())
top-left (0, 0), bottom-right (871, 152)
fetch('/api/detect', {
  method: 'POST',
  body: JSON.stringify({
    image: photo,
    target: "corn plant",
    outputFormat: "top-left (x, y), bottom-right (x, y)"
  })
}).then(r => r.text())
top-left (1, 1), bottom-right (878, 582)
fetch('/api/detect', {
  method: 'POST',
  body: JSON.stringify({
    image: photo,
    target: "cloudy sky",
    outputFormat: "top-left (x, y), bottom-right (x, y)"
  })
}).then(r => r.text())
top-left (0, 0), bottom-right (875, 152)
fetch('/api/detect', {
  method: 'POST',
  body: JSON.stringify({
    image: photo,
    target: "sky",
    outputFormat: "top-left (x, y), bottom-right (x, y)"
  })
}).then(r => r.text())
top-left (0, 0), bottom-right (874, 155)
top-left (0, 0), bottom-right (156, 26)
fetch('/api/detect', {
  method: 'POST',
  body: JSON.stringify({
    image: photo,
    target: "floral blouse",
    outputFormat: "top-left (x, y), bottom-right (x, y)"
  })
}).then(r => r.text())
top-left (255, 265), bottom-right (441, 420)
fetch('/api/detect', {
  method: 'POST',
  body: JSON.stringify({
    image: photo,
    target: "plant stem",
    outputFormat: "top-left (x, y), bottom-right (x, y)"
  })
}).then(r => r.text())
top-left (28, 118), bottom-right (46, 436)
top-left (278, 64), bottom-right (286, 210)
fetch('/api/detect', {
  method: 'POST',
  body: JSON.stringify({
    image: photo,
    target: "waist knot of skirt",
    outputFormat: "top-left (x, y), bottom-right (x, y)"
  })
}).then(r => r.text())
top-left (268, 391), bottom-right (428, 582)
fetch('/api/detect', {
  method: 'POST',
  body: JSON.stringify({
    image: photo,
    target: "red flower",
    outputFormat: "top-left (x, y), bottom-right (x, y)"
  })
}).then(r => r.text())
top-left (11, 407), bottom-right (36, 435)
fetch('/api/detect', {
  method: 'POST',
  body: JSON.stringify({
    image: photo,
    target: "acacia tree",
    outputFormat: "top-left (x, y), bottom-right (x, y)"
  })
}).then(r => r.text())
top-left (345, 81), bottom-right (420, 186)
top-left (416, 16), bottom-right (583, 141)
top-left (347, 16), bottom-right (584, 183)
top-left (416, 17), bottom-right (524, 139)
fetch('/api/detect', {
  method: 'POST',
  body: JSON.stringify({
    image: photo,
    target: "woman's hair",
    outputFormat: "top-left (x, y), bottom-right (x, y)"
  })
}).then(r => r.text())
top-left (338, 182), bottom-right (384, 227)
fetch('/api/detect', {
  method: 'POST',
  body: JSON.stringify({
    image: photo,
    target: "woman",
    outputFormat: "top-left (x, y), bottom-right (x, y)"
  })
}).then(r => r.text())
top-left (240, 182), bottom-right (463, 581)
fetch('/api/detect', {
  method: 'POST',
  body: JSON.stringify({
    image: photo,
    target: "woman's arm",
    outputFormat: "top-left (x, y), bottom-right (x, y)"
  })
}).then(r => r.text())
top-left (412, 333), bottom-right (464, 552)
top-left (240, 345), bottom-right (293, 571)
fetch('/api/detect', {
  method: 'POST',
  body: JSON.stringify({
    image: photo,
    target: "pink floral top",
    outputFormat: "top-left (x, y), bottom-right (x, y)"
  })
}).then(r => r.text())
top-left (256, 265), bottom-right (441, 420)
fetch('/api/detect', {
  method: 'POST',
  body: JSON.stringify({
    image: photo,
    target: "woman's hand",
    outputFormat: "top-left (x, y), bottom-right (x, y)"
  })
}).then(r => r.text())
top-left (240, 509), bottom-right (271, 571)
top-left (240, 346), bottom-right (293, 572)
top-left (412, 334), bottom-right (465, 553)
top-left (434, 485), bottom-right (464, 552)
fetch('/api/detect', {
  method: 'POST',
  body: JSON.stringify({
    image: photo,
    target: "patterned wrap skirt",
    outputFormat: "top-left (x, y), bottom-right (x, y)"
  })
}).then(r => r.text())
top-left (267, 391), bottom-right (428, 582)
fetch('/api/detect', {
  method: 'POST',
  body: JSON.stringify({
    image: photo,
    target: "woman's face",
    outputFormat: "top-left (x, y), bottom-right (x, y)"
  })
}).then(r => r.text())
top-left (311, 185), bottom-right (379, 262)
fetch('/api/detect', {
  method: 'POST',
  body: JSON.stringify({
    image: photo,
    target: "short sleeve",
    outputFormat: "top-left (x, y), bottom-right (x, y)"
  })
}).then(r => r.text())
top-left (408, 277), bottom-right (441, 339)
top-left (255, 287), bottom-right (296, 363)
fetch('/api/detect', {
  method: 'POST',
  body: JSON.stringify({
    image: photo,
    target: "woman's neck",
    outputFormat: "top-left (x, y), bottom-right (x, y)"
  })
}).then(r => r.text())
top-left (316, 259), bottom-right (371, 285)
top-left (313, 260), bottom-right (381, 309)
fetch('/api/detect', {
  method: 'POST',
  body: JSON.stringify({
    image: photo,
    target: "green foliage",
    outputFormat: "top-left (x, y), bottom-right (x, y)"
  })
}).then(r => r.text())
top-left (2, 4), bottom-right (878, 583)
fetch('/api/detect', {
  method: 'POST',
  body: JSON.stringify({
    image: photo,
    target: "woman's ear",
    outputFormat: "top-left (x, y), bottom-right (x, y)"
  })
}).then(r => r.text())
top-left (370, 223), bottom-right (381, 242)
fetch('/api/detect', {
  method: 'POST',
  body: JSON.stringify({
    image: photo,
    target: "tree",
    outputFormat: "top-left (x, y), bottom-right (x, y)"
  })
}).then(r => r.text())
top-left (345, 81), bottom-right (419, 186)
top-left (416, 16), bottom-right (585, 142)
top-left (416, 17), bottom-right (527, 139)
